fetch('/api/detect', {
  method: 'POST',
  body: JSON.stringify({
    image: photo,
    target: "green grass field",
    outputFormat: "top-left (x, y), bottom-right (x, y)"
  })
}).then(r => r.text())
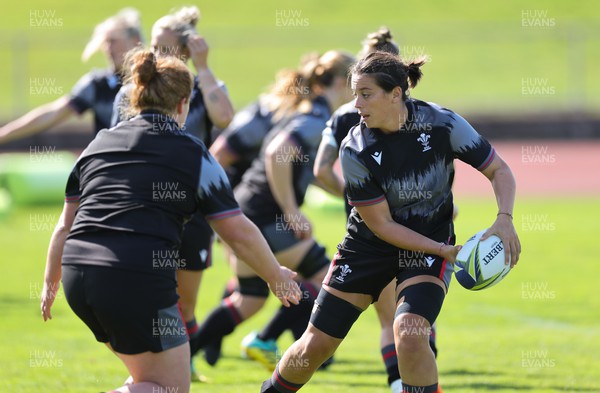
top-left (0, 196), bottom-right (598, 392)
top-left (1, 0), bottom-right (600, 120)
top-left (1, 1), bottom-right (599, 391)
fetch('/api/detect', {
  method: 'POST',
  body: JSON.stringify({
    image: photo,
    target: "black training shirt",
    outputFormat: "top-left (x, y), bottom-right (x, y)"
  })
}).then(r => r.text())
top-left (235, 96), bottom-right (331, 226)
top-left (65, 111), bottom-right (240, 251)
top-left (341, 99), bottom-right (495, 252)
top-left (68, 69), bottom-right (122, 133)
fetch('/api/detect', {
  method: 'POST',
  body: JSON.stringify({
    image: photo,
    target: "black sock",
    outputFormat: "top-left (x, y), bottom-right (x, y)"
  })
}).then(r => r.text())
top-left (262, 365), bottom-right (304, 393)
top-left (402, 383), bottom-right (438, 393)
top-left (203, 335), bottom-right (224, 366)
top-left (191, 297), bottom-right (242, 356)
top-left (258, 282), bottom-right (318, 342)
top-left (260, 378), bottom-right (280, 393)
top-left (381, 343), bottom-right (401, 385)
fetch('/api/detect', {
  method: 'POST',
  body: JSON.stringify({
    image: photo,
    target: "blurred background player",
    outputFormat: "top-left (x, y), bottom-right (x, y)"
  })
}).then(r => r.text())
top-left (111, 5), bottom-right (235, 382)
top-left (210, 88), bottom-right (277, 188)
top-left (40, 47), bottom-right (301, 393)
top-left (206, 55), bottom-right (339, 366)
top-left (189, 51), bottom-right (355, 367)
top-left (0, 8), bottom-right (143, 143)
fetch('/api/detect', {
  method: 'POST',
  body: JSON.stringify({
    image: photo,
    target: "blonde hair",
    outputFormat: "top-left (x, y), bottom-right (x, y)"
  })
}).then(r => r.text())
top-left (123, 48), bottom-right (193, 115)
top-left (82, 8), bottom-right (143, 62)
top-left (269, 50), bottom-right (355, 122)
top-left (152, 6), bottom-right (200, 44)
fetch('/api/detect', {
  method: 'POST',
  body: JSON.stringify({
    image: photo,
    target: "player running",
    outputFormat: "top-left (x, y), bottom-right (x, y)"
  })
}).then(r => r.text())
top-left (210, 91), bottom-right (275, 188)
top-left (111, 6), bottom-right (235, 381)
top-left (312, 27), bottom-right (444, 392)
top-left (40, 47), bottom-right (300, 393)
top-left (260, 51), bottom-right (521, 393)
top-left (190, 51), bottom-right (355, 365)
top-left (0, 8), bottom-right (142, 143)
top-left (206, 53), bottom-right (350, 367)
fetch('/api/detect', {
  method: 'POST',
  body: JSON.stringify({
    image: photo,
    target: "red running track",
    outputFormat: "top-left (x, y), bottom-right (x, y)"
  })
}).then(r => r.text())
top-left (453, 140), bottom-right (600, 198)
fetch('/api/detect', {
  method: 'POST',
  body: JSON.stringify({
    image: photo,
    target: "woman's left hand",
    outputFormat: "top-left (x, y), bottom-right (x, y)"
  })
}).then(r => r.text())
top-left (439, 244), bottom-right (462, 265)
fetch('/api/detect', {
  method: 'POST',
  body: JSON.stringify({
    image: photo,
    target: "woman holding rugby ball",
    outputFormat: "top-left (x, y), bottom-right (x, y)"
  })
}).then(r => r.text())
top-left (261, 51), bottom-right (520, 393)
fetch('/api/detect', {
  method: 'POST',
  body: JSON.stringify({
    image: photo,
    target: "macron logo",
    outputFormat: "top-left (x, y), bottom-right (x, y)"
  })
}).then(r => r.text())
top-left (371, 151), bottom-right (382, 165)
top-left (425, 256), bottom-right (436, 267)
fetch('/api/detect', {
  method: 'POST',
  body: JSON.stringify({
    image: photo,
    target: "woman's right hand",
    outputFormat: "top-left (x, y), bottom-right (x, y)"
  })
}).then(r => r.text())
top-left (41, 281), bottom-right (60, 321)
top-left (267, 267), bottom-right (302, 307)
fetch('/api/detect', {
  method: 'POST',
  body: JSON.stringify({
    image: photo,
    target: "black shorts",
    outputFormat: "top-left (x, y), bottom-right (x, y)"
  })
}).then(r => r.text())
top-left (62, 265), bottom-right (188, 354)
top-left (179, 213), bottom-right (214, 271)
top-left (324, 227), bottom-right (455, 302)
top-left (257, 221), bottom-right (301, 253)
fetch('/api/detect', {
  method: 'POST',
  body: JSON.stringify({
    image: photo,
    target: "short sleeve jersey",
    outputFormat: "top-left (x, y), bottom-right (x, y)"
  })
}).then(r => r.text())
top-left (64, 111), bottom-right (240, 254)
top-left (322, 101), bottom-right (361, 150)
top-left (111, 77), bottom-right (214, 147)
top-left (235, 96), bottom-right (331, 226)
top-left (340, 99), bottom-right (495, 252)
top-left (68, 69), bottom-right (122, 133)
top-left (219, 98), bottom-right (274, 187)
top-left (320, 101), bottom-right (361, 217)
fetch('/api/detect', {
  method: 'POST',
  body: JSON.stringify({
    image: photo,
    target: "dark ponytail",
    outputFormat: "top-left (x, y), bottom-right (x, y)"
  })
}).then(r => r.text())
top-left (406, 56), bottom-right (427, 89)
top-left (352, 51), bottom-right (427, 100)
top-left (360, 27), bottom-right (400, 58)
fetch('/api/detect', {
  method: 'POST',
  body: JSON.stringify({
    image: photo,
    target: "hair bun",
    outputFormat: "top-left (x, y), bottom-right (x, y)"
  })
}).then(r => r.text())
top-left (133, 51), bottom-right (157, 85)
top-left (174, 6), bottom-right (200, 28)
top-left (377, 28), bottom-right (393, 44)
top-left (369, 27), bottom-right (393, 45)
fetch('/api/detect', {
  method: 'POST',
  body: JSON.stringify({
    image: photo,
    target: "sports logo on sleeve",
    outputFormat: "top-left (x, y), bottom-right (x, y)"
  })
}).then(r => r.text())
top-left (417, 133), bottom-right (432, 152)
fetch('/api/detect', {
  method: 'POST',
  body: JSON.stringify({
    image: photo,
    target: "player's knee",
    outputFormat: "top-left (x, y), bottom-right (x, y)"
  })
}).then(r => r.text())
top-left (237, 276), bottom-right (270, 298)
top-left (309, 289), bottom-right (362, 340)
top-left (297, 243), bottom-right (329, 279)
top-left (394, 282), bottom-right (445, 356)
top-left (394, 314), bottom-right (430, 355)
top-left (231, 277), bottom-right (269, 319)
top-left (286, 329), bottom-right (336, 369)
top-left (395, 282), bottom-right (445, 326)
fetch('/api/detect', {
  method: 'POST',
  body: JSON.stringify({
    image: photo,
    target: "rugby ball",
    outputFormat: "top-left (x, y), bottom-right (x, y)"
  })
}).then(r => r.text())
top-left (454, 229), bottom-right (511, 290)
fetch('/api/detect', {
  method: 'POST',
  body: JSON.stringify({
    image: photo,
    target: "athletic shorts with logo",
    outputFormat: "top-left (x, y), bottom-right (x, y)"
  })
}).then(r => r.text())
top-left (324, 224), bottom-right (455, 301)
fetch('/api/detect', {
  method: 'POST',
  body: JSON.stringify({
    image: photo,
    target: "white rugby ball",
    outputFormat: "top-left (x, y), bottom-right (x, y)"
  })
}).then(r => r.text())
top-left (454, 229), bottom-right (511, 290)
